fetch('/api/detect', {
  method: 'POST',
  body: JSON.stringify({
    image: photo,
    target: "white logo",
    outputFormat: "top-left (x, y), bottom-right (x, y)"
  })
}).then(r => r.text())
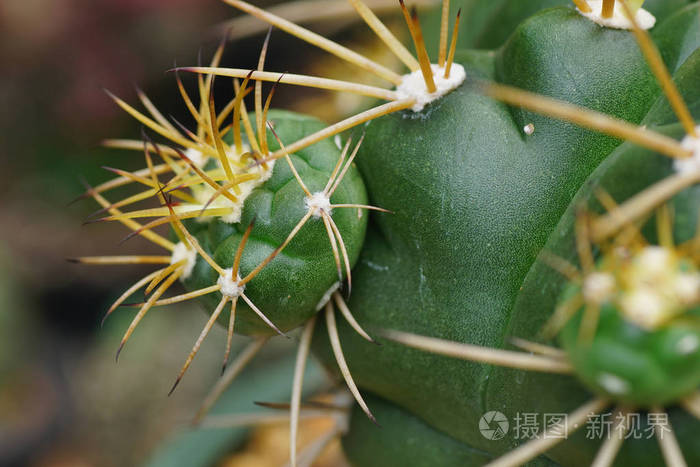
top-left (479, 411), bottom-right (509, 440)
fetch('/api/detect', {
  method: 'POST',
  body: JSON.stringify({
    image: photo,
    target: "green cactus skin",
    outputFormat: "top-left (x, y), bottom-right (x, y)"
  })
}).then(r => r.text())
top-left (309, 4), bottom-right (700, 466)
top-left (343, 394), bottom-right (562, 467)
top-left (560, 300), bottom-right (700, 407)
top-left (182, 110), bottom-right (368, 336)
top-left (555, 244), bottom-right (700, 409)
top-left (342, 393), bottom-right (496, 467)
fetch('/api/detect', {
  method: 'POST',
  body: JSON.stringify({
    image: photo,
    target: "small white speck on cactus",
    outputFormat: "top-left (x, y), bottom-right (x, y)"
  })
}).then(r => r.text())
top-left (334, 134), bottom-right (343, 150)
top-left (597, 372), bottom-right (630, 395)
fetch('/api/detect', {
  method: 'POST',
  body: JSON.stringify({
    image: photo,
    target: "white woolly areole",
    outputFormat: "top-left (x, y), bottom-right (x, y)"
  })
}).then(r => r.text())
top-left (621, 289), bottom-right (666, 329)
top-left (618, 246), bottom-right (700, 329)
top-left (316, 282), bottom-right (340, 311)
top-left (305, 192), bottom-right (332, 219)
top-left (676, 335), bottom-right (700, 355)
top-left (184, 147), bottom-right (208, 168)
top-left (635, 246), bottom-right (673, 276)
top-left (597, 372), bottom-right (630, 395)
top-left (396, 64), bottom-right (466, 112)
top-left (171, 242), bottom-right (197, 280)
top-left (675, 273), bottom-right (700, 304)
top-left (217, 268), bottom-right (245, 298)
top-left (191, 144), bottom-right (276, 224)
top-left (583, 272), bottom-right (616, 304)
top-left (675, 128), bottom-right (700, 174)
top-left (576, 1), bottom-right (656, 30)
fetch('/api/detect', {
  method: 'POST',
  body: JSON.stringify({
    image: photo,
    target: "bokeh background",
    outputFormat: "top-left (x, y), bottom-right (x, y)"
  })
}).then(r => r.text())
top-left (0, 1), bottom-right (442, 465)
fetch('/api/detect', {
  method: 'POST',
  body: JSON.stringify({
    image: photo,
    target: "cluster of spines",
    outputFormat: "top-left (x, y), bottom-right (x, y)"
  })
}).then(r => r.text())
top-left (73, 1), bottom-right (467, 464)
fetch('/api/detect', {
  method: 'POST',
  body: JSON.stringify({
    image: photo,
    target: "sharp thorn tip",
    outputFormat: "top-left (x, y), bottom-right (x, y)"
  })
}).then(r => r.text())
top-left (168, 378), bottom-right (182, 396)
top-left (115, 342), bottom-right (125, 362)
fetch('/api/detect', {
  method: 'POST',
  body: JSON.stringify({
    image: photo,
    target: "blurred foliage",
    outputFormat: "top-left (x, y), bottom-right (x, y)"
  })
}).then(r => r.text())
top-left (221, 414), bottom-right (349, 467)
top-left (146, 354), bottom-right (326, 467)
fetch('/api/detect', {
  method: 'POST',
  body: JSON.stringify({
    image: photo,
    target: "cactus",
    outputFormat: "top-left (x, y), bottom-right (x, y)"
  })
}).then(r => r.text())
top-left (75, 0), bottom-right (700, 465)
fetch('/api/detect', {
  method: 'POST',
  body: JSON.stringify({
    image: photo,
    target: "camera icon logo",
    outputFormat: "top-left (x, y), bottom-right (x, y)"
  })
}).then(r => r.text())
top-left (479, 411), bottom-right (509, 440)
